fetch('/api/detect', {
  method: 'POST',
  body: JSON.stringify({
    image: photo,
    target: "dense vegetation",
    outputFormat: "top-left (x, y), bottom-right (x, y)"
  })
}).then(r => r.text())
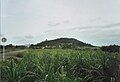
top-left (0, 44), bottom-right (27, 53)
top-left (30, 38), bottom-right (93, 49)
top-left (0, 49), bottom-right (120, 82)
top-left (101, 45), bottom-right (120, 53)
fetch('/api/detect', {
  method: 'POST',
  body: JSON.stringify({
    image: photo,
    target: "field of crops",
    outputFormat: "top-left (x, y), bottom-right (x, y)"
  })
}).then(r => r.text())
top-left (0, 49), bottom-right (120, 82)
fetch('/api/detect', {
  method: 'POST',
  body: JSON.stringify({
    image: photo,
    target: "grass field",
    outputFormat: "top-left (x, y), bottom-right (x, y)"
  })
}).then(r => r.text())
top-left (0, 49), bottom-right (120, 82)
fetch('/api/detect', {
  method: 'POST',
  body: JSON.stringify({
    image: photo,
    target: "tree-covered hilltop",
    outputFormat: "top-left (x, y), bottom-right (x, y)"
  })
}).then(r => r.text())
top-left (30, 38), bottom-right (94, 49)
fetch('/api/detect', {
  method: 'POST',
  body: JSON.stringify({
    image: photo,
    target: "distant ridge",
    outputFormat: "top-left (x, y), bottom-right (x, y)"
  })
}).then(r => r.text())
top-left (30, 38), bottom-right (94, 49)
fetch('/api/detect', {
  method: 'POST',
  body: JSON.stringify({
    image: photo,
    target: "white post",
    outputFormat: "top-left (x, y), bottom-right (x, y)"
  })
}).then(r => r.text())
top-left (1, 37), bottom-right (7, 61)
top-left (2, 43), bottom-right (5, 61)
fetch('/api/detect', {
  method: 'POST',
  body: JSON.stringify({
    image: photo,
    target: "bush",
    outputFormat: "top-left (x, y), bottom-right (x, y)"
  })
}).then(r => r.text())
top-left (100, 45), bottom-right (120, 53)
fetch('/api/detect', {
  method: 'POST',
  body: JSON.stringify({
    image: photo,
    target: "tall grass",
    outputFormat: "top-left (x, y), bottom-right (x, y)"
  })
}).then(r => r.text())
top-left (0, 49), bottom-right (120, 82)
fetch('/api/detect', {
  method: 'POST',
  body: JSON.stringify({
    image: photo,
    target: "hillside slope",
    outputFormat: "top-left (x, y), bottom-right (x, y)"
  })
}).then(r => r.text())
top-left (30, 38), bottom-right (93, 49)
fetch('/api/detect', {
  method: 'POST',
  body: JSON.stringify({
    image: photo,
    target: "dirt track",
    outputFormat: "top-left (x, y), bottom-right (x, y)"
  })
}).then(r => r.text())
top-left (0, 50), bottom-right (26, 61)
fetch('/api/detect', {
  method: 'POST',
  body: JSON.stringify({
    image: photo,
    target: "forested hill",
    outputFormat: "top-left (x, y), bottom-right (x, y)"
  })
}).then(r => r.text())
top-left (30, 38), bottom-right (94, 49)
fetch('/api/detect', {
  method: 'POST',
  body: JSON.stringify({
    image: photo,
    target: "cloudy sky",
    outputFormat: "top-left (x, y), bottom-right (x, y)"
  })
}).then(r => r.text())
top-left (0, 0), bottom-right (120, 46)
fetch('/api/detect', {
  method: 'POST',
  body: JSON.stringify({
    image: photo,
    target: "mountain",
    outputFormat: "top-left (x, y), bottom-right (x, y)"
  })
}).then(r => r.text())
top-left (30, 38), bottom-right (94, 49)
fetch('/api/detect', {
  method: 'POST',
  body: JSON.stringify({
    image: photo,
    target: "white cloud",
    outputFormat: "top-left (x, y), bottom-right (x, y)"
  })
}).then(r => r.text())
top-left (1, 0), bottom-right (120, 45)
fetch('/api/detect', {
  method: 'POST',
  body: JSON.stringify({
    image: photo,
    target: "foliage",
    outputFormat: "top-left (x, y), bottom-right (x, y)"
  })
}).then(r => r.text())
top-left (101, 45), bottom-right (120, 53)
top-left (0, 49), bottom-right (120, 82)
top-left (30, 38), bottom-right (93, 49)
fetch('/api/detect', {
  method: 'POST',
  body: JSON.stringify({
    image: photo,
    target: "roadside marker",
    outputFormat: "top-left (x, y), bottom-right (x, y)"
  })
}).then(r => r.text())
top-left (1, 37), bottom-right (7, 61)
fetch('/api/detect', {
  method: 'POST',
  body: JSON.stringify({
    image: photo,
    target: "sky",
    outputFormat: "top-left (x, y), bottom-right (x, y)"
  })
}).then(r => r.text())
top-left (0, 0), bottom-right (120, 46)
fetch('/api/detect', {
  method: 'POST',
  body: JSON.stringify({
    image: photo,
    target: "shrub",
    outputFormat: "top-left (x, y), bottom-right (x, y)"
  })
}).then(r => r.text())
top-left (100, 45), bottom-right (120, 53)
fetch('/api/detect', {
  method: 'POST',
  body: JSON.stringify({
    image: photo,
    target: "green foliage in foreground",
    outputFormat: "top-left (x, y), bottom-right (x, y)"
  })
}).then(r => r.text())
top-left (0, 49), bottom-right (120, 82)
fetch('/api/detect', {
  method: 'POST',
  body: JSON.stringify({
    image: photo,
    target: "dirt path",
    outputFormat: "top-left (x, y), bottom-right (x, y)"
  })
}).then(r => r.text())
top-left (0, 50), bottom-right (27, 61)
